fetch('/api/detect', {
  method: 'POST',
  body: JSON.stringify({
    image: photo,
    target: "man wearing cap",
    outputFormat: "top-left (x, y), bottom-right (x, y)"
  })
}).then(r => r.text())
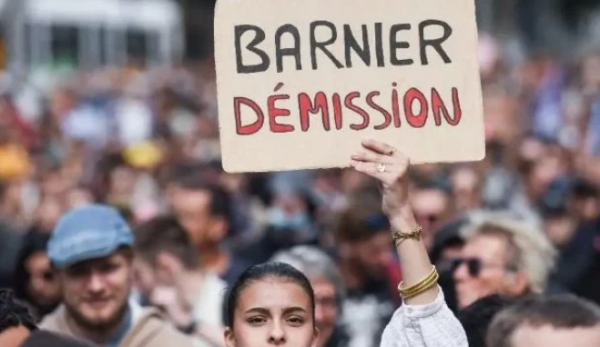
top-left (40, 204), bottom-right (197, 347)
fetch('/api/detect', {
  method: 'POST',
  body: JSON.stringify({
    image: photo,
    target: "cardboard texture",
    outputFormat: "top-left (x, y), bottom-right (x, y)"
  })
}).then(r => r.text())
top-left (214, 0), bottom-right (485, 173)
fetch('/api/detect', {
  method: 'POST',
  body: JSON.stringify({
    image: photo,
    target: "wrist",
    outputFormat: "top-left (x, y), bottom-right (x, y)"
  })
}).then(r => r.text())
top-left (388, 205), bottom-right (418, 231)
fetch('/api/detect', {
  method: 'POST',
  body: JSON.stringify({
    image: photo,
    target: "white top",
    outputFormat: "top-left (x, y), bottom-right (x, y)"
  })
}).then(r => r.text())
top-left (380, 287), bottom-right (468, 347)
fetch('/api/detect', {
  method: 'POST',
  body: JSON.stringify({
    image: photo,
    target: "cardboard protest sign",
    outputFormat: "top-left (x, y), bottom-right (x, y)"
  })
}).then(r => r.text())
top-left (214, 0), bottom-right (485, 173)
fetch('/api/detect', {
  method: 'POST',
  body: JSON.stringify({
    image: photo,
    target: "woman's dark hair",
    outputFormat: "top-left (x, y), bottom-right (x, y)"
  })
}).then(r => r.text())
top-left (0, 289), bottom-right (37, 333)
top-left (224, 262), bottom-right (315, 329)
top-left (13, 229), bottom-right (58, 320)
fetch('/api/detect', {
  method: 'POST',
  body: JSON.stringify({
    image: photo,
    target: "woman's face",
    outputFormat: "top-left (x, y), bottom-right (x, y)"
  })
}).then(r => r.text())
top-left (26, 252), bottom-right (61, 305)
top-left (312, 279), bottom-right (337, 347)
top-left (225, 279), bottom-right (318, 347)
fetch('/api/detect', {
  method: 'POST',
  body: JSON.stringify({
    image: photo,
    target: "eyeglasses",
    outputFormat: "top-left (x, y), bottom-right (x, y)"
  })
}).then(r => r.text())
top-left (449, 257), bottom-right (518, 278)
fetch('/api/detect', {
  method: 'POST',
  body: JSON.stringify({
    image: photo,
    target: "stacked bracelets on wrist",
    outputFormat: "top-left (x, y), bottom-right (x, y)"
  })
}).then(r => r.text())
top-left (397, 266), bottom-right (439, 299)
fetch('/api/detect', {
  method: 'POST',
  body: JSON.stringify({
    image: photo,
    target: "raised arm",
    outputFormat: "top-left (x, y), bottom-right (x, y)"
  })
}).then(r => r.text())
top-left (351, 139), bottom-right (467, 347)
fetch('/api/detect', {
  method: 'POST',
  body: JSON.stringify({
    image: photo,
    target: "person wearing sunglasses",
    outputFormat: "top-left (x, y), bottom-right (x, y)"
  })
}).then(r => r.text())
top-left (452, 213), bottom-right (556, 309)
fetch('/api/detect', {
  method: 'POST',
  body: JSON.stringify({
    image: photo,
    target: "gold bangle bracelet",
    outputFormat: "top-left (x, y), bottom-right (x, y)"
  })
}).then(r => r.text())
top-left (400, 273), bottom-right (438, 298)
top-left (400, 273), bottom-right (439, 299)
top-left (402, 275), bottom-right (438, 299)
top-left (398, 266), bottom-right (436, 292)
top-left (398, 266), bottom-right (439, 298)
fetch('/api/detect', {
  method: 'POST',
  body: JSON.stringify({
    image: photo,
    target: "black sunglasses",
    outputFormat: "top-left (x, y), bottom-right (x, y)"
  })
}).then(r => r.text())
top-left (449, 257), bottom-right (518, 278)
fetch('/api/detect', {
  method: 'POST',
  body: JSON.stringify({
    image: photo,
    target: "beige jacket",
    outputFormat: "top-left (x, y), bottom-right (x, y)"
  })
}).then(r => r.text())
top-left (40, 303), bottom-right (198, 347)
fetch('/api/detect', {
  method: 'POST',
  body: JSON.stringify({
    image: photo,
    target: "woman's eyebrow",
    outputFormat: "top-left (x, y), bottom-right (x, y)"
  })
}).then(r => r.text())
top-left (245, 307), bottom-right (307, 315)
top-left (282, 307), bottom-right (307, 315)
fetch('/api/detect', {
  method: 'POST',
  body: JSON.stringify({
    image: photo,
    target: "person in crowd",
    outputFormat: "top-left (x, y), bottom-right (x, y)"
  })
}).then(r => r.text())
top-left (168, 174), bottom-right (249, 286)
top-left (223, 262), bottom-right (319, 347)
top-left (457, 294), bottom-right (516, 347)
top-left (0, 289), bottom-right (95, 347)
top-left (40, 204), bottom-right (197, 347)
top-left (408, 180), bottom-right (453, 249)
top-left (487, 295), bottom-right (600, 347)
top-left (270, 245), bottom-right (348, 347)
top-left (430, 217), bottom-right (469, 313)
top-left (13, 230), bottom-right (61, 321)
top-left (132, 215), bottom-right (226, 347)
top-left (334, 205), bottom-right (398, 347)
top-left (224, 139), bottom-right (467, 347)
top-left (450, 165), bottom-right (484, 214)
top-left (453, 211), bottom-right (556, 308)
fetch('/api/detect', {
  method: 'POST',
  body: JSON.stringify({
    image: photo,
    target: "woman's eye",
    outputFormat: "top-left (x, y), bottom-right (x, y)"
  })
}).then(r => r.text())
top-left (287, 316), bottom-right (305, 326)
top-left (247, 316), bottom-right (266, 325)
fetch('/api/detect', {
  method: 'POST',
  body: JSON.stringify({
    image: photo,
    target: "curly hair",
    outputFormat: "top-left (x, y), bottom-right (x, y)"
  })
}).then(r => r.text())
top-left (0, 289), bottom-right (37, 334)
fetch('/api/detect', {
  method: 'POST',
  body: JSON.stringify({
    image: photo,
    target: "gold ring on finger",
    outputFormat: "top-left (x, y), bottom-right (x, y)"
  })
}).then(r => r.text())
top-left (376, 163), bottom-right (387, 173)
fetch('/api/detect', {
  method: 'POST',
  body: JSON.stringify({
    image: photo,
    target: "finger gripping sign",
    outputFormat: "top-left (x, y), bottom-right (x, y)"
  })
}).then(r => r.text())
top-left (214, 0), bottom-right (485, 173)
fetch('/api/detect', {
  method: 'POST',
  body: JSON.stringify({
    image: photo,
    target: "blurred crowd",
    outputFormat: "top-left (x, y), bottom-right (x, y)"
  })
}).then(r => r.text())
top-left (1, 29), bottom-right (600, 347)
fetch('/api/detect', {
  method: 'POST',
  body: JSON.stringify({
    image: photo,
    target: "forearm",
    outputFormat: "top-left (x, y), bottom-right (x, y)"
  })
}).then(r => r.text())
top-left (389, 205), bottom-right (438, 305)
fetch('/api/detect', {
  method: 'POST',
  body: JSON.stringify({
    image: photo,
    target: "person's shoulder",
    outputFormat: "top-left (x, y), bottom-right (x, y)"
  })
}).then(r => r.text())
top-left (39, 306), bottom-right (64, 331)
top-left (129, 307), bottom-right (197, 347)
top-left (20, 330), bottom-right (96, 347)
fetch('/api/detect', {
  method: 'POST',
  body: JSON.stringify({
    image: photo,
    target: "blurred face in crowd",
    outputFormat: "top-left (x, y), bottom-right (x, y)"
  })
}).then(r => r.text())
top-left (311, 278), bottom-right (337, 347)
top-left (572, 195), bottom-right (600, 222)
top-left (59, 250), bottom-right (133, 331)
top-left (527, 155), bottom-right (567, 202)
top-left (132, 256), bottom-right (157, 300)
top-left (450, 167), bottom-right (482, 212)
top-left (26, 252), bottom-right (61, 306)
top-left (345, 232), bottom-right (393, 281)
top-left (35, 197), bottom-right (64, 233)
top-left (171, 187), bottom-right (224, 247)
top-left (544, 214), bottom-right (577, 247)
top-left (582, 53), bottom-right (600, 94)
top-left (453, 233), bottom-right (527, 308)
top-left (483, 91), bottom-right (520, 144)
top-left (410, 187), bottom-right (450, 248)
top-left (225, 279), bottom-right (317, 347)
top-left (510, 324), bottom-right (600, 347)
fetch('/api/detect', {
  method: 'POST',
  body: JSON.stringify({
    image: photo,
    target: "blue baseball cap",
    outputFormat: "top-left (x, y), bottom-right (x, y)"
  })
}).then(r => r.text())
top-left (48, 204), bottom-right (134, 269)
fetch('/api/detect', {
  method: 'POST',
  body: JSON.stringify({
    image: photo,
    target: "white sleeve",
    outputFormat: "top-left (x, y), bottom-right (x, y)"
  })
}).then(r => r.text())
top-left (379, 286), bottom-right (468, 347)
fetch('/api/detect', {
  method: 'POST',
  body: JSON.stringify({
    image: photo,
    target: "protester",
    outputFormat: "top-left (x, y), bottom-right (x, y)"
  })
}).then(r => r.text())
top-left (224, 139), bottom-right (468, 347)
top-left (168, 174), bottom-right (250, 286)
top-left (349, 139), bottom-right (467, 347)
top-left (270, 246), bottom-right (348, 347)
top-left (457, 294), bottom-right (516, 347)
top-left (223, 262), bottom-right (319, 347)
top-left (334, 205), bottom-right (398, 347)
top-left (453, 211), bottom-right (556, 308)
top-left (0, 289), bottom-right (95, 347)
top-left (133, 215), bottom-right (227, 347)
top-left (40, 204), bottom-right (197, 347)
top-left (487, 295), bottom-right (600, 347)
top-left (13, 230), bottom-right (61, 321)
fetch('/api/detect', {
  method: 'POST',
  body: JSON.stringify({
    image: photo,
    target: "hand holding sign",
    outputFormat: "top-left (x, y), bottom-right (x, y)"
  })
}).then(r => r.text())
top-left (215, 0), bottom-right (485, 172)
top-left (350, 139), bottom-right (410, 218)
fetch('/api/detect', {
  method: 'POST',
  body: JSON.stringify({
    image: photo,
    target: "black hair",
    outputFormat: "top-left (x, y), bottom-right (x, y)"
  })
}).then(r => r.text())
top-left (13, 229), bottom-right (59, 320)
top-left (224, 262), bottom-right (315, 329)
top-left (487, 294), bottom-right (600, 347)
top-left (0, 289), bottom-right (38, 334)
top-left (457, 294), bottom-right (517, 347)
top-left (133, 215), bottom-right (199, 270)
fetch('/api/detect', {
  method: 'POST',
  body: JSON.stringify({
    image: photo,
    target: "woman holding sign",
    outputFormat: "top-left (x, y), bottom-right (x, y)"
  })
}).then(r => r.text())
top-left (222, 139), bottom-right (467, 347)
